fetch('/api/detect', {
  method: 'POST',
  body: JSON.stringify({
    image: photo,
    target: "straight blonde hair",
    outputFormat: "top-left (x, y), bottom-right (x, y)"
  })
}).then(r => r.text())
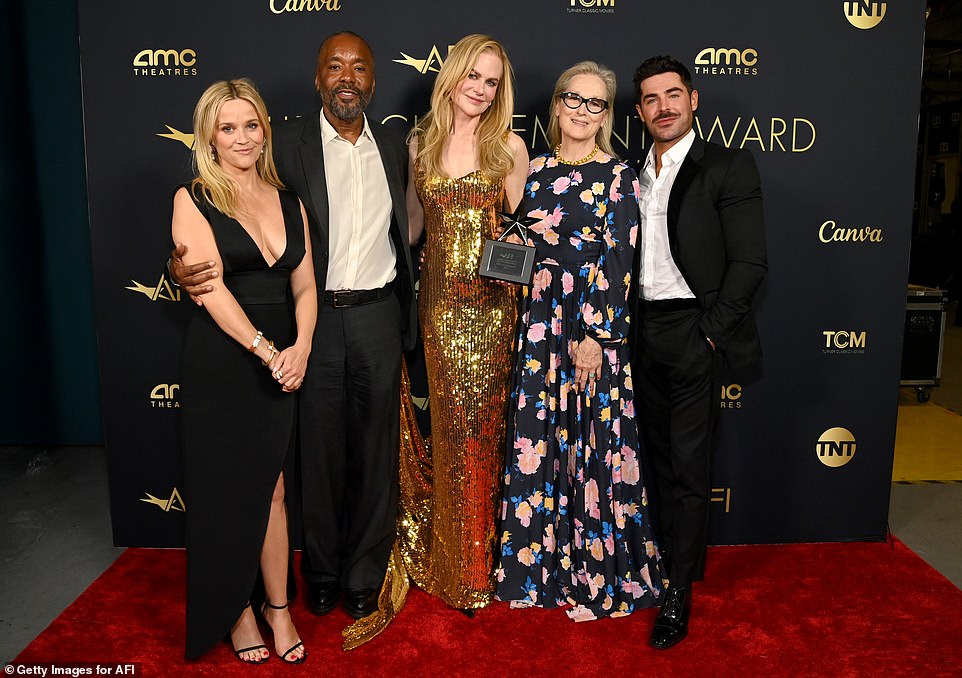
top-left (547, 61), bottom-right (618, 158)
top-left (412, 34), bottom-right (516, 180)
top-left (190, 78), bottom-right (283, 218)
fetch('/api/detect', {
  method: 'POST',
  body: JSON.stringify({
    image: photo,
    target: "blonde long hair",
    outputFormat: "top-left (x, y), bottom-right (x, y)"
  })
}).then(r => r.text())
top-left (412, 34), bottom-right (516, 180)
top-left (190, 78), bottom-right (283, 218)
top-left (547, 61), bottom-right (618, 158)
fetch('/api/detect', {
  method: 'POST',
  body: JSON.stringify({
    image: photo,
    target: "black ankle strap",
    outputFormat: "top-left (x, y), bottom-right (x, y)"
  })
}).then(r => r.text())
top-left (264, 600), bottom-right (289, 610)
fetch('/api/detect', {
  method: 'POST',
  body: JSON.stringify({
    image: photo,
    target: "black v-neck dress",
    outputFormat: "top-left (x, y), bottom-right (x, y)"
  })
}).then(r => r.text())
top-left (177, 185), bottom-right (305, 659)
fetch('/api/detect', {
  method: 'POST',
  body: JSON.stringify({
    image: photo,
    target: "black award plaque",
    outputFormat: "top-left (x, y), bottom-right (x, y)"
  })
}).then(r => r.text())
top-left (479, 206), bottom-right (538, 285)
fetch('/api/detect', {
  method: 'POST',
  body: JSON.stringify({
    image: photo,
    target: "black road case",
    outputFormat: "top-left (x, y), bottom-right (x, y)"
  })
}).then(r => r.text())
top-left (901, 285), bottom-right (947, 402)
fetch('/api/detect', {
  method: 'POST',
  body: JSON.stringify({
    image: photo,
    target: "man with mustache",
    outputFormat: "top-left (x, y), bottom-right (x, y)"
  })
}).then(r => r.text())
top-left (631, 55), bottom-right (767, 649)
top-left (172, 31), bottom-right (416, 621)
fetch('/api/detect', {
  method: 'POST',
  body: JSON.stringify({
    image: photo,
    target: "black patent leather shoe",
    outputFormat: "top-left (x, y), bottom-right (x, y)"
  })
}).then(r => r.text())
top-left (343, 588), bottom-right (379, 619)
top-left (649, 585), bottom-right (691, 650)
top-left (306, 580), bottom-right (340, 616)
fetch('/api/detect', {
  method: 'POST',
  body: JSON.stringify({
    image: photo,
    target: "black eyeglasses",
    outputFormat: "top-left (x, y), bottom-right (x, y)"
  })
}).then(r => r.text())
top-left (558, 91), bottom-right (608, 114)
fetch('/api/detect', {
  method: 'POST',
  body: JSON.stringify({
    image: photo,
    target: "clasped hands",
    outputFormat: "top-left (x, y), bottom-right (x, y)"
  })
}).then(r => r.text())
top-left (572, 335), bottom-right (602, 395)
top-left (269, 344), bottom-right (308, 393)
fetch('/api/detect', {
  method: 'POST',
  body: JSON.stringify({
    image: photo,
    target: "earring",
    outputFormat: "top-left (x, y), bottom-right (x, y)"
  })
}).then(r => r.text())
top-left (210, 146), bottom-right (217, 161)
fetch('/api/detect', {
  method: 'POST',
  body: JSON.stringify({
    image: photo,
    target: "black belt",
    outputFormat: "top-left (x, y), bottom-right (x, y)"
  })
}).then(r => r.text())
top-left (639, 297), bottom-right (701, 312)
top-left (323, 283), bottom-right (393, 309)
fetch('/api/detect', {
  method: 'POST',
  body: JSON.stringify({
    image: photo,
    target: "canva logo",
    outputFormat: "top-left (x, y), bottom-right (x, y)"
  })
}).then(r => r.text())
top-left (819, 220), bottom-right (884, 243)
top-left (816, 427), bottom-right (856, 467)
top-left (141, 487), bottom-right (186, 512)
top-left (694, 48), bottom-right (758, 77)
top-left (269, 0), bottom-right (341, 13)
top-left (132, 49), bottom-right (197, 77)
top-left (843, 1), bottom-right (885, 29)
top-left (150, 383), bottom-right (180, 409)
top-left (394, 45), bottom-right (452, 75)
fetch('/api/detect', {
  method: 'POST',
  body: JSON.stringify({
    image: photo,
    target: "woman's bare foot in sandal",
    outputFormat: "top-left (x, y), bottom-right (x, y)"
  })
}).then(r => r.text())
top-left (230, 603), bottom-right (269, 664)
top-left (261, 601), bottom-right (306, 664)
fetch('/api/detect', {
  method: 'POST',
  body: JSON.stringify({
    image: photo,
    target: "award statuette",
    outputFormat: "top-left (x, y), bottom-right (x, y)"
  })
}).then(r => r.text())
top-left (479, 206), bottom-right (538, 285)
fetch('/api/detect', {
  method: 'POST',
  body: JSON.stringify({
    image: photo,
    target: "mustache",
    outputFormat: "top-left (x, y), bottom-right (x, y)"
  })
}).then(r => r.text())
top-left (654, 112), bottom-right (678, 122)
top-left (331, 84), bottom-right (362, 97)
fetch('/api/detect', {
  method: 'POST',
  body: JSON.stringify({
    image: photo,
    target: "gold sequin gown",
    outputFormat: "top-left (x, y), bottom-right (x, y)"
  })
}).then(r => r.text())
top-left (342, 167), bottom-right (516, 649)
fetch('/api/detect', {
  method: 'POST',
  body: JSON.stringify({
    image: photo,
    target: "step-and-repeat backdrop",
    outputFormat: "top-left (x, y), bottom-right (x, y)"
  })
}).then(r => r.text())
top-left (78, 0), bottom-right (924, 547)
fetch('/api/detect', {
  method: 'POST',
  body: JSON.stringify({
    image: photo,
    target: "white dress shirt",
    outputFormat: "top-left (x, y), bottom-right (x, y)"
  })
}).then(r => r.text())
top-left (639, 127), bottom-right (697, 301)
top-left (320, 112), bottom-right (396, 291)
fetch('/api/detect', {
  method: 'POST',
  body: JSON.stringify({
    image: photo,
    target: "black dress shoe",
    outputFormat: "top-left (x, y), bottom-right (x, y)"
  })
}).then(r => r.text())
top-left (306, 580), bottom-right (340, 616)
top-left (343, 588), bottom-right (379, 619)
top-left (650, 585), bottom-right (691, 650)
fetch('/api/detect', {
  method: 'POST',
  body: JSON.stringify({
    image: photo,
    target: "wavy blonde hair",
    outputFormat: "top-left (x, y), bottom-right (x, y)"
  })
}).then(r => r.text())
top-left (190, 78), bottom-right (283, 218)
top-left (411, 34), bottom-right (516, 180)
top-left (547, 61), bottom-right (618, 158)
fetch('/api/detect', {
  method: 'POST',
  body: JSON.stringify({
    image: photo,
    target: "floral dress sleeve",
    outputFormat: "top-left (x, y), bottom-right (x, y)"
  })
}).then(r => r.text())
top-left (580, 162), bottom-right (640, 347)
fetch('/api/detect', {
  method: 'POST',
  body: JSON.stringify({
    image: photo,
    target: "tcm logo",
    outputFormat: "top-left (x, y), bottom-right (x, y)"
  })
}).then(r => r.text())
top-left (269, 0), bottom-right (341, 13)
top-left (394, 45), bottom-right (452, 75)
top-left (132, 49), bottom-right (198, 77)
top-left (823, 330), bottom-right (866, 353)
top-left (126, 274), bottom-right (181, 302)
top-left (844, 1), bottom-right (885, 29)
top-left (720, 384), bottom-right (742, 410)
top-left (567, 0), bottom-right (615, 13)
top-left (816, 427), bottom-right (856, 468)
top-left (141, 487), bottom-right (186, 512)
top-left (694, 48), bottom-right (758, 77)
top-left (150, 383), bottom-right (180, 409)
top-left (819, 220), bottom-right (883, 244)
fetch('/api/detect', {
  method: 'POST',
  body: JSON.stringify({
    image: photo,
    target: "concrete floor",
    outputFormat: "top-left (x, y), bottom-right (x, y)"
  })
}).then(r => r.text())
top-left (2, 309), bottom-right (961, 665)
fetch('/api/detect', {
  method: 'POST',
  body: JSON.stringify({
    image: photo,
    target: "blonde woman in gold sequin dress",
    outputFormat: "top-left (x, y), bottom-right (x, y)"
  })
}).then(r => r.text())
top-left (340, 35), bottom-right (527, 648)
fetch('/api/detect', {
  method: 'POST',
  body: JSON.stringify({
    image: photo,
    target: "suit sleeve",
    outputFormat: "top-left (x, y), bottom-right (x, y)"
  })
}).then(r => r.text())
top-left (698, 149), bottom-right (767, 350)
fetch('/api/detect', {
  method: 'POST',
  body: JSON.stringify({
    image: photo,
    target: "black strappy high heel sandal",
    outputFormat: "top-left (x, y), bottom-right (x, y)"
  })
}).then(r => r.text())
top-left (231, 602), bottom-right (269, 665)
top-left (260, 600), bottom-right (306, 664)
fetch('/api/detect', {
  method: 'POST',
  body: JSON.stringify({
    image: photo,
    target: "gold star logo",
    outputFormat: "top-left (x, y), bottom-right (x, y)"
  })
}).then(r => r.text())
top-left (125, 275), bottom-right (180, 302)
top-left (157, 125), bottom-right (194, 149)
top-left (394, 45), bottom-right (450, 74)
top-left (140, 487), bottom-right (186, 512)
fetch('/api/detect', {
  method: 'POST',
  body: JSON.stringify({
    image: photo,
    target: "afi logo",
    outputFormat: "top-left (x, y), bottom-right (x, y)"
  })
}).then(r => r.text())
top-left (394, 45), bottom-right (450, 74)
top-left (133, 49), bottom-right (197, 67)
top-left (694, 48), bottom-right (758, 67)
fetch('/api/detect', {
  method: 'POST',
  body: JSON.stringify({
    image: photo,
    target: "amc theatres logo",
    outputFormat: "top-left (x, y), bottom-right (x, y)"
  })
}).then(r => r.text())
top-left (694, 48), bottom-right (758, 77)
top-left (132, 49), bottom-right (197, 77)
top-left (822, 330), bottom-right (866, 354)
top-left (567, 0), bottom-right (615, 13)
top-left (844, 1), bottom-right (885, 30)
top-left (720, 384), bottom-right (743, 410)
top-left (816, 427), bottom-right (856, 468)
top-left (150, 383), bottom-right (180, 409)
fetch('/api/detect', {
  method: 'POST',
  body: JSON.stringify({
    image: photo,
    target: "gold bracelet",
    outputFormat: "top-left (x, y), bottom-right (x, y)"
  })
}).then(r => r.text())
top-left (248, 330), bottom-right (264, 353)
top-left (261, 341), bottom-right (278, 366)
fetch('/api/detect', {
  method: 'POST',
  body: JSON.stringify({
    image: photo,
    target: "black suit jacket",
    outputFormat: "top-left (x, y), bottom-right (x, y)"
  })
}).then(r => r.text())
top-left (644, 137), bottom-right (767, 369)
top-left (272, 111), bottom-right (417, 352)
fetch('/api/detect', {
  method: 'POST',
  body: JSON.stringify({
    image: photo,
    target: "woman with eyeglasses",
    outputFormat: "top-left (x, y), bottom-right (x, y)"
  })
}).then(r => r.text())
top-left (494, 62), bottom-right (667, 620)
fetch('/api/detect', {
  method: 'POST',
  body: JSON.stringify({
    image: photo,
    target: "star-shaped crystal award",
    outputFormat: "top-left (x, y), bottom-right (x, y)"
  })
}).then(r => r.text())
top-left (496, 205), bottom-right (539, 243)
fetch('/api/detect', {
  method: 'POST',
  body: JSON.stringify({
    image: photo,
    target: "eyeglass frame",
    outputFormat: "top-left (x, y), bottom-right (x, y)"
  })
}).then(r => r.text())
top-left (558, 91), bottom-right (609, 115)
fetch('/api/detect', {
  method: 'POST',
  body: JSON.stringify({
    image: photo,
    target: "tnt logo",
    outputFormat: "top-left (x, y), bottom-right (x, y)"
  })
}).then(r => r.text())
top-left (816, 427), bottom-right (857, 467)
top-left (843, 1), bottom-right (885, 29)
top-left (823, 330), bottom-right (866, 351)
top-left (720, 384), bottom-right (742, 409)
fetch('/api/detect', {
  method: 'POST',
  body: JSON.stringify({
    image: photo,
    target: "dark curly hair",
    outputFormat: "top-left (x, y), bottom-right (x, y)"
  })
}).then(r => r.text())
top-left (632, 55), bottom-right (693, 102)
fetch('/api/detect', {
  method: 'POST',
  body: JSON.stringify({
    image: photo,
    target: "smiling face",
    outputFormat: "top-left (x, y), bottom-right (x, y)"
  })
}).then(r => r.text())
top-left (452, 50), bottom-right (503, 120)
top-left (635, 71), bottom-right (698, 151)
top-left (554, 73), bottom-right (609, 147)
top-left (315, 33), bottom-right (375, 124)
top-left (211, 98), bottom-right (264, 173)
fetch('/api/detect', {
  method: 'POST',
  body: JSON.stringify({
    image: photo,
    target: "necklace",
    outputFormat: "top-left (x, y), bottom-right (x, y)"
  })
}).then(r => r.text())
top-left (554, 144), bottom-right (599, 166)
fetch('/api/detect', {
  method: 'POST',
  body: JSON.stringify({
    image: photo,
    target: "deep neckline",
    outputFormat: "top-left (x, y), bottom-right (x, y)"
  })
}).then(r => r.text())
top-left (232, 189), bottom-right (288, 269)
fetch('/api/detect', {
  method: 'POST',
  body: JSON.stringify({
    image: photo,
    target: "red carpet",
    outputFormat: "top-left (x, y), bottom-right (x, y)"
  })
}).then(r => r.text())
top-left (13, 539), bottom-right (962, 676)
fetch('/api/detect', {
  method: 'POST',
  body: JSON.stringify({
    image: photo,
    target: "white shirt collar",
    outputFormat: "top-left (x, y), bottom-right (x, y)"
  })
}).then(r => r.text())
top-left (644, 127), bottom-right (697, 172)
top-left (319, 110), bottom-right (374, 145)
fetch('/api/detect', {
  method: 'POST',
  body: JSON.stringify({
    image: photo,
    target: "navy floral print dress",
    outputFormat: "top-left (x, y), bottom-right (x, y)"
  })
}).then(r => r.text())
top-left (495, 152), bottom-right (667, 620)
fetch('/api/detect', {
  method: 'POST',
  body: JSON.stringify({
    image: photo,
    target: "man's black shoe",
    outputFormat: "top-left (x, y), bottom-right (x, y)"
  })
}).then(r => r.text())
top-left (343, 588), bottom-right (379, 619)
top-left (649, 585), bottom-right (691, 650)
top-left (305, 580), bottom-right (340, 616)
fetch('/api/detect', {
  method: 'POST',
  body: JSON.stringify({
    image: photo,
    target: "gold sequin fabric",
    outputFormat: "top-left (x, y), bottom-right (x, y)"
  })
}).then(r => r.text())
top-left (341, 168), bottom-right (517, 649)
top-left (410, 168), bottom-right (517, 607)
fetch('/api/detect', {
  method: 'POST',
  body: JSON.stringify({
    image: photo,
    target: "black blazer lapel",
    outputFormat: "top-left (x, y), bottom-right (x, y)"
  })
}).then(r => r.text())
top-left (299, 113), bottom-right (330, 244)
